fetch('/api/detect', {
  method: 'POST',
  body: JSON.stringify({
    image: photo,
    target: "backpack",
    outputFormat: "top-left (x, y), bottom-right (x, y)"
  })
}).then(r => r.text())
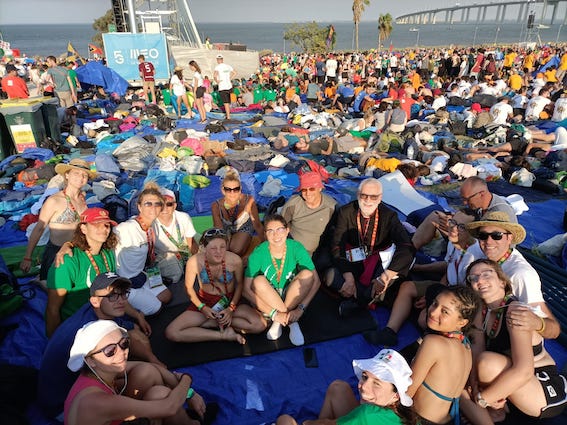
top-left (156, 116), bottom-right (175, 131)
top-left (377, 130), bottom-right (404, 153)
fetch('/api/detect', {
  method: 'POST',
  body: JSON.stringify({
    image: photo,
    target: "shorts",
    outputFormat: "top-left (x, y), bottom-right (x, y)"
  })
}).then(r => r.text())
top-left (339, 96), bottom-right (354, 105)
top-left (219, 89), bottom-right (232, 104)
top-left (41, 241), bottom-right (61, 280)
top-left (195, 86), bottom-right (206, 99)
top-left (417, 415), bottom-right (454, 425)
top-left (536, 365), bottom-right (567, 419)
top-left (127, 273), bottom-right (167, 316)
top-left (187, 288), bottom-right (234, 311)
top-left (143, 80), bottom-right (155, 90)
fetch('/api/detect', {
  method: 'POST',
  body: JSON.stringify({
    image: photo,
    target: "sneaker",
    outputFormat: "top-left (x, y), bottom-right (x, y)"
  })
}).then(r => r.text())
top-left (288, 322), bottom-right (305, 346)
top-left (338, 299), bottom-right (361, 318)
top-left (363, 327), bottom-right (398, 347)
top-left (267, 321), bottom-right (282, 340)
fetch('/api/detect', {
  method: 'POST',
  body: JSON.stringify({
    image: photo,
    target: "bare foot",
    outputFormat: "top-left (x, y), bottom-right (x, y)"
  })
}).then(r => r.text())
top-left (221, 327), bottom-right (246, 344)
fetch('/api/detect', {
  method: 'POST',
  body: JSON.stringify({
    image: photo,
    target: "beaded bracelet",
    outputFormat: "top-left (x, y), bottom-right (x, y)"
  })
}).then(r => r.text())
top-left (229, 302), bottom-right (237, 312)
top-left (269, 308), bottom-right (277, 320)
top-left (197, 302), bottom-right (205, 311)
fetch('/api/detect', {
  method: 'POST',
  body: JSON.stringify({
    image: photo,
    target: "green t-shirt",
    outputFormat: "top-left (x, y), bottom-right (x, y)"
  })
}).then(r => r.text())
top-left (245, 239), bottom-right (314, 293)
top-left (47, 248), bottom-right (116, 320)
top-left (337, 404), bottom-right (402, 425)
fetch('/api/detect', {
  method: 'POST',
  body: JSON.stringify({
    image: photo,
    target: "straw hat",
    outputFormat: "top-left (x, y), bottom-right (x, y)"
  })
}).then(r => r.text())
top-left (54, 158), bottom-right (97, 179)
top-left (174, 66), bottom-right (184, 72)
top-left (465, 211), bottom-right (526, 245)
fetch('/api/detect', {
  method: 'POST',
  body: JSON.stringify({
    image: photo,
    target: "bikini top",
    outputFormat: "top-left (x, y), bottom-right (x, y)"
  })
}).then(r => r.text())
top-left (198, 267), bottom-right (234, 286)
top-left (422, 381), bottom-right (460, 425)
top-left (52, 192), bottom-right (81, 225)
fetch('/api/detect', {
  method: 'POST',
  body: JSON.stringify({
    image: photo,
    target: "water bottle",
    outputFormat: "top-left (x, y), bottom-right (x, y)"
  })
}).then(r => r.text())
top-left (203, 163), bottom-right (209, 176)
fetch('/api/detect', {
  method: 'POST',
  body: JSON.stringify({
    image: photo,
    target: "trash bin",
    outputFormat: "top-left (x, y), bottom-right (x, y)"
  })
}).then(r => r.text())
top-left (161, 89), bottom-right (171, 106)
top-left (0, 98), bottom-right (47, 153)
top-left (39, 97), bottom-right (61, 142)
top-left (0, 114), bottom-right (17, 160)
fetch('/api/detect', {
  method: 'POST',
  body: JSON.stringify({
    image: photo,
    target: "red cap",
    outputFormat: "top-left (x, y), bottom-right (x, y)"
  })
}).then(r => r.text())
top-left (471, 103), bottom-right (482, 112)
top-left (80, 208), bottom-right (117, 226)
top-left (432, 88), bottom-right (442, 96)
top-left (298, 172), bottom-right (324, 191)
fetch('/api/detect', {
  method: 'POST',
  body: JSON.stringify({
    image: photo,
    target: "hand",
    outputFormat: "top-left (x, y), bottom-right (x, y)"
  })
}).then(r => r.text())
top-left (490, 398), bottom-right (507, 410)
top-left (273, 310), bottom-right (290, 326)
top-left (288, 307), bottom-right (304, 323)
top-left (20, 257), bottom-right (32, 273)
top-left (55, 242), bottom-right (74, 267)
top-left (201, 306), bottom-right (217, 321)
top-left (432, 211), bottom-right (451, 237)
top-left (137, 315), bottom-right (152, 336)
top-left (340, 273), bottom-right (356, 298)
top-left (506, 303), bottom-right (542, 332)
top-left (216, 308), bottom-right (233, 329)
top-left (187, 391), bottom-right (206, 419)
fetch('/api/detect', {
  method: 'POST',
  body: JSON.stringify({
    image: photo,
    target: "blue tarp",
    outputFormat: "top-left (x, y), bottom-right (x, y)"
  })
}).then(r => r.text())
top-left (76, 61), bottom-right (129, 96)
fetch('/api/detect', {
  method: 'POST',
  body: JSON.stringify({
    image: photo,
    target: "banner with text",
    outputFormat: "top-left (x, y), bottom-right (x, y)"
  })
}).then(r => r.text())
top-left (103, 33), bottom-right (170, 82)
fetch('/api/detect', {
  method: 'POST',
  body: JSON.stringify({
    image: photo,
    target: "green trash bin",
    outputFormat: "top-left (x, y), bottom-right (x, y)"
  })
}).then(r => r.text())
top-left (0, 99), bottom-right (47, 153)
top-left (40, 97), bottom-right (61, 143)
top-left (162, 89), bottom-right (171, 106)
top-left (0, 113), bottom-right (17, 160)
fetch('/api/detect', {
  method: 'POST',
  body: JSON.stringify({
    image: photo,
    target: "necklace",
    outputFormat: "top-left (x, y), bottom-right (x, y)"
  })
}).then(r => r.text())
top-left (87, 365), bottom-right (127, 395)
top-left (204, 258), bottom-right (229, 295)
top-left (482, 294), bottom-right (512, 339)
top-left (269, 245), bottom-right (287, 293)
top-left (497, 249), bottom-right (512, 265)
top-left (440, 330), bottom-right (470, 347)
top-left (63, 188), bottom-right (83, 222)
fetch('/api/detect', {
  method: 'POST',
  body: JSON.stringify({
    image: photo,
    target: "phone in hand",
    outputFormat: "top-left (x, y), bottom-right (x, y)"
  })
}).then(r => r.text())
top-left (303, 347), bottom-right (319, 368)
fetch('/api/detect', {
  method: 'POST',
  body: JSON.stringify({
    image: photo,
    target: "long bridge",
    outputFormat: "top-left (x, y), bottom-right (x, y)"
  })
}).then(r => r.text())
top-left (396, 0), bottom-right (567, 26)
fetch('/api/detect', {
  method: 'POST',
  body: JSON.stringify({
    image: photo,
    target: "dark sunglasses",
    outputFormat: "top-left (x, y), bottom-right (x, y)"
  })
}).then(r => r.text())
top-left (448, 219), bottom-right (466, 231)
top-left (301, 187), bottom-right (318, 193)
top-left (477, 231), bottom-right (511, 241)
top-left (165, 202), bottom-right (175, 207)
top-left (223, 186), bottom-right (241, 192)
top-left (90, 337), bottom-right (130, 357)
top-left (359, 193), bottom-right (381, 201)
top-left (142, 201), bottom-right (164, 208)
top-left (98, 290), bottom-right (130, 302)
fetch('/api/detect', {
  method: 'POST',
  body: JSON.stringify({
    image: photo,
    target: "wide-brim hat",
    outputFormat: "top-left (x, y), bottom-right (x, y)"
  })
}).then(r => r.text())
top-left (352, 349), bottom-right (413, 407)
top-left (174, 66), bottom-right (183, 72)
top-left (55, 158), bottom-right (97, 179)
top-left (466, 211), bottom-right (526, 245)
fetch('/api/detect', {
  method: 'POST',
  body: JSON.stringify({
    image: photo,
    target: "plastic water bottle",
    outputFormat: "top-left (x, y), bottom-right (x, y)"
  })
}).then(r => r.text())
top-left (203, 163), bottom-right (209, 176)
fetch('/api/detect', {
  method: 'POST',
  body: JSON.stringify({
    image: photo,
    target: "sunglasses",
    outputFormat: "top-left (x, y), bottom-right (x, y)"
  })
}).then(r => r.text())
top-left (448, 219), bottom-right (466, 231)
top-left (266, 226), bottom-right (287, 236)
top-left (462, 190), bottom-right (484, 202)
top-left (90, 337), bottom-right (130, 358)
top-left (223, 186), bottom-right (241, 192)
top-left (477, 231), bottom-right (511, 241)
top-left (98, 290), bottom-right (130, 302)
top-left (467, 269), bottom-right (496, 284)
top-left (203, 228), bottom-right (227, 239)
top-left (165, 202), bottom-right (175, 207)
top-left (141, 201), bottom-right (164, 208)
top-left (301, 187), bottom-right (318, 193)
top-left (359, 193), bottom-right (381, 201)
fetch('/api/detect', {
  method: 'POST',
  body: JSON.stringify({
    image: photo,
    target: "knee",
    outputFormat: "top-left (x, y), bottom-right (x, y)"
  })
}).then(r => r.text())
top-left (128, 363), bottom-right (163, 391)
top-left (164, 323), bottom-right (181, 342)
top-left (327, 380), bottom-right (351, 398)
top-left (276, 414), bottom-right (297, 425)
top-left (400, 280), bottom-right (417, 296)
top-left (158, 288), bottom-right (172, 305)
top-left (143, 384), bottom-right (170, 401)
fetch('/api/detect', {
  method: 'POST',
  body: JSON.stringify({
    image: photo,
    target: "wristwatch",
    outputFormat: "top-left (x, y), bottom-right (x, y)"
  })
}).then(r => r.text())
top-left (298, 304), bottom-right (306, 312)
top-left (476, 392), bottom-right (490, 408)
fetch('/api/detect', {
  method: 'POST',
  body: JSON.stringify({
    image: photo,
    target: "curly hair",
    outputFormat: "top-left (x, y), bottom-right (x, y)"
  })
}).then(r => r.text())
top-left (438, 285), bottom-right (482, 333)
top-left (71, 224), bottom-right (118, 251)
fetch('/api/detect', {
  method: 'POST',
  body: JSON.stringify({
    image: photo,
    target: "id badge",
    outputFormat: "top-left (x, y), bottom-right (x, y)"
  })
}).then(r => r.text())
top-left (211, 295), bottom-right (229, 313)
top-left (346, 247), bottom-right (366, 262)
top-left (146, 266), bottom-right (164, 289)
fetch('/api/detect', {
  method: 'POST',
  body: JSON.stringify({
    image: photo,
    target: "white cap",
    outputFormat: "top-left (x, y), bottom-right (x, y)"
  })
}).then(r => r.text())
top-left (216, 54), bottom-right (223, 59)
top-left (160, 187), bottom-right (176, 200)
top-left (68, 320), bottom-right (127, 372)
top-left (352, 349), bottom-right (413, 407)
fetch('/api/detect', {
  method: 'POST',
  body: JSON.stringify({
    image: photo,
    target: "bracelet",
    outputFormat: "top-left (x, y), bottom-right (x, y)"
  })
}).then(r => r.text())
top-left (186, 388), bottom-right (195, 400)
top-left (269, 308), bottom-right (277, 320)
top-left (23, 257), bottom-right (32, 261)
top-left (229, 302), bottom-right (237, 312)
top-left (537, 316), bottom-right (546, 334)
top-left (197, 302), bottom-right (205, 311)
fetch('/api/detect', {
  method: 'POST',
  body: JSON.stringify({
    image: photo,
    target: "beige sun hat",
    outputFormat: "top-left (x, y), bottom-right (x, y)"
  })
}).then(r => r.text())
top-left (54, 158), bottom-right (97, 179)
top-left (465, 211), bottom-right (526, 245)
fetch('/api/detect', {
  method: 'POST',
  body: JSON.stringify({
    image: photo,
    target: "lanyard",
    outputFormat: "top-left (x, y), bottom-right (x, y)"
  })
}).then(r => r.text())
top-left (85, 250), bottom-right (111, 276)
top-left (497, 249), bottom-right (512, 265)
top-left (160, 219), bottom-right (188, 260)
top-left (270, 246), bottom-right (287, 292)
top-left (204, 258), bottom-right (229, 295)
top-left (136, 217), bottom-right (155, 266)
top-left (356, 209), bottom-right (379, 254)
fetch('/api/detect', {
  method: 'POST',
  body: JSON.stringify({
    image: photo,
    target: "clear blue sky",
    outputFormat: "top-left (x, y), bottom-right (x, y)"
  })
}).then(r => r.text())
top-left (0, 0), bottom-right (485, 25)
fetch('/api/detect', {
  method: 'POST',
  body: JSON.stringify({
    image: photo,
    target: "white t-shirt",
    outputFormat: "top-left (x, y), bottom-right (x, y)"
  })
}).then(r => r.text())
top-left (214, 62), bottom-right (234, 91)
top-left (170, 74), bottom-right (186, 97)
top-left (154, 210), bottom-right (196, 257)
top-left (525, 95), bottom-right (551, 121)
top-left (114, 218), bottom-right (148, 279)
top-left (445, 240), bottom-right (480, 286)
top-left (461, 245), bottom-right (544, 304)
top-left (552, 97), bottom-right (567, 122)
top-left (325, 59), bottom-right (338, 77)
top-left (489, 101), bottom-right (513, 125)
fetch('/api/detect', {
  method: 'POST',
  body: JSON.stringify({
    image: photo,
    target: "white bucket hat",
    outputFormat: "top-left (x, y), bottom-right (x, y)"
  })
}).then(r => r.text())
top-left (352, 349), bottom-right (413, 407)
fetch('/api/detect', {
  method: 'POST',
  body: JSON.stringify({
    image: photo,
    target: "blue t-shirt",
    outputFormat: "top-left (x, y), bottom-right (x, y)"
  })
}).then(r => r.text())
top-left (337, 84), bottom-right (355, 98)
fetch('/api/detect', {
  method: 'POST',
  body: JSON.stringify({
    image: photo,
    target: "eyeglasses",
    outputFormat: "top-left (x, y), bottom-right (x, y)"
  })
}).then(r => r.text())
top-left (448, 219), bottom-right (466, 231)
top-left (467, 269), bottom-right (496, 284)
top-left (90, 337), bottom-right (130, 358)
top-left (266, 226), bottom-right (287, 236)
top-left (97, 290), bottom-right (130, 302)
top-left (477, 231), bottom-right (511, 241)
top-left (223, 186), bottom-right (241, 192)
top-left (203, 228), bottom-right (227, 239)
top-left (165, 202), bottom-right (175, 207)
top-left (141, 201), bottom-right (164, 208)
top-left (359, 193), bottom-right (382, 201)
top-left (462, 190), bottom-right (484, 203)
top-left (301, 187), bottom-right (318, 193)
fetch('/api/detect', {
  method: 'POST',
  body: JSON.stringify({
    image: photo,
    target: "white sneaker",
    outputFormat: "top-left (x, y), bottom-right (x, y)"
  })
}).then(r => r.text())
top-left (267, 321), bottom-right (282, 340)
top-left (288, 322), bottom-right (304, 346)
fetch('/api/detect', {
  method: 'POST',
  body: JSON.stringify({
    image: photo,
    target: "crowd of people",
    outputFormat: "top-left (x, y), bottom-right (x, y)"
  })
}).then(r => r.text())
top-left (2, 42), bottom-right (567, 425)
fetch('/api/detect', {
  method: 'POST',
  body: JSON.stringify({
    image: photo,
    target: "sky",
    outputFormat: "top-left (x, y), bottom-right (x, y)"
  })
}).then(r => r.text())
top-left (0, 0), bottom-right (485, 25)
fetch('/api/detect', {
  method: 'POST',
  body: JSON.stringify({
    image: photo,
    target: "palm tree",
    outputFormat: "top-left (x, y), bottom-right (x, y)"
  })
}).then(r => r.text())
top-left (352, 0), bottom-right (370, 51)
top-left (378, 13), bottom-right (393, 50)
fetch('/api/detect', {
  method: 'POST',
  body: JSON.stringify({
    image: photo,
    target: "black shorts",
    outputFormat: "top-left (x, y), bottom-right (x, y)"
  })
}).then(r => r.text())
top-left (536, 365), bottom-right (567, 419)
top-left (219, 89), bottom-right (232, 104)
top-left (195, 86), bottom-right (205, 99)
top-left (509, 137), bottom-right (529, 156)
top-left (339, 96), bottom-right (354, 105)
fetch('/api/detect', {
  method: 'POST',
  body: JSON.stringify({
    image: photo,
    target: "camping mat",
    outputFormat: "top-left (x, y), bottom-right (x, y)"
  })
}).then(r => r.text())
top-left (148, 290), bottom-right (378, 368)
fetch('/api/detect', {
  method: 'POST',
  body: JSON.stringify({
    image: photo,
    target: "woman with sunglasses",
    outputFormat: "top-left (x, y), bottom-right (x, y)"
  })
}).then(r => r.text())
top-left (166, 228), bottom-right (265, 344)
top-left (211, 168), bottom-right (264, 257)
top-left (114, 183), bottom-right (172, 316)
top-left (461, 259), bottom-right (567, 424)
top-left (46, 207), bottom-right (118, 337)
top-left (244, 214), bottom-right (319, 346)
top-left (407, 285), bottom-right (481, 425)
top-left (65, 320), bottom-right (201, 425)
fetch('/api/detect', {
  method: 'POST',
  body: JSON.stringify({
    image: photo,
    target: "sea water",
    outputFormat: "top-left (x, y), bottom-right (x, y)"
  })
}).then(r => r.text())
top-left (1, 21), bottom-right (566, 58)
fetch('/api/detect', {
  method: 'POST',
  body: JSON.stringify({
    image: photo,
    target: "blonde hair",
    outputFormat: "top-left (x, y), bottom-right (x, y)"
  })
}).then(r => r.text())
top-left (223, 168), bottom-right (241, 184)
top-left (138, 182), bottom-right (164, 205)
